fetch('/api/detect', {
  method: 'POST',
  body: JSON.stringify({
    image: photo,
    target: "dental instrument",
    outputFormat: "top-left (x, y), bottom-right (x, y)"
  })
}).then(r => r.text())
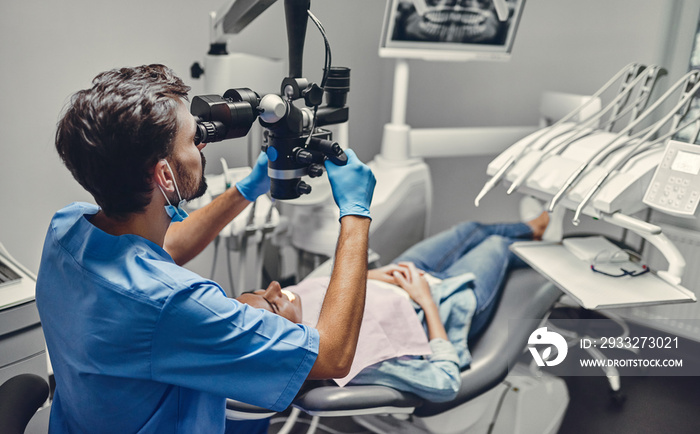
top-left (474, 62), bottom-right (645, 206)
top-left (571, 72), bottom-right (700, 226)
top-left (546, 69), bottom-right (700, 213)
top-left (505, 65), bottom-right (666, 196)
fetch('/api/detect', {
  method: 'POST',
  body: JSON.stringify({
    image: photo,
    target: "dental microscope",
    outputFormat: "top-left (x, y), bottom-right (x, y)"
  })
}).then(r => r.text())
top-left (190, 0), bottom-right (349, 200)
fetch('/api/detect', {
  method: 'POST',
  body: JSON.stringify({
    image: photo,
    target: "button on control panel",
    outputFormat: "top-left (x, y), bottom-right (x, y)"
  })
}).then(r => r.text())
top-left (644, 140), bottom-right (700, 217)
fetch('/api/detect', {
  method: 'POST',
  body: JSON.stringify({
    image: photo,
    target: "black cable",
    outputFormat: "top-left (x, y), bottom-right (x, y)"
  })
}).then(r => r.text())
top-left (306, 9), bottom-right (332, 145)
top-left (307, 10), bottom-right (332, 88)
top-left (487, 381), bottom-right (513, 434)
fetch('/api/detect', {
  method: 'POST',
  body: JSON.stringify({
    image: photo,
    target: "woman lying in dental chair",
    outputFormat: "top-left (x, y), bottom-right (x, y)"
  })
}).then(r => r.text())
top-left (237, 213), bottom-right (549, 402)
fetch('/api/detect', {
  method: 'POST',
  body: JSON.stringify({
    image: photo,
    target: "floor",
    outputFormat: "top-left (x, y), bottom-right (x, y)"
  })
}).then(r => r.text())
top-left (559, 374), bottom-right (700, 434)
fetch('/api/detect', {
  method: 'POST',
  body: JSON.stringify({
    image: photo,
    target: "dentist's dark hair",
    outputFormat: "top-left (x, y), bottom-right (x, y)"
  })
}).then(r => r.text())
top-left (55, 64), bottom-right (190, 219)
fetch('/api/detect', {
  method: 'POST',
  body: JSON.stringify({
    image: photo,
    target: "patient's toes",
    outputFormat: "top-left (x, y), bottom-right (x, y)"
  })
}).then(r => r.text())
top-left (527, 211), bottom-right (550, 240)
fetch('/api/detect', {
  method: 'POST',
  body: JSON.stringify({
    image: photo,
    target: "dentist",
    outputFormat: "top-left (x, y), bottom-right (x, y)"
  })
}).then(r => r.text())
top-left (36, 64), bottom-right (375, 433)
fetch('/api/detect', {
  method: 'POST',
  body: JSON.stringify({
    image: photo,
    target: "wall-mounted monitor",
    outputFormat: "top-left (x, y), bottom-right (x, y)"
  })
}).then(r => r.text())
top-left (379, 0), bottom-right (526, 61)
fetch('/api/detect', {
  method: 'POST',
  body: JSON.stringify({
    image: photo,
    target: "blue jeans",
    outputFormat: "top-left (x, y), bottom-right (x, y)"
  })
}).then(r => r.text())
top-left (392, 221), bottom-right (533, 339)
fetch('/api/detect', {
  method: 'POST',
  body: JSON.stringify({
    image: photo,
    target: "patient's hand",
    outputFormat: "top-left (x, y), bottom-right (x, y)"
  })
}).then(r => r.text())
top-left (367, 263), bottom-right (409, 285)
top-left (394, 262), bottom-right (446, 341)
top-left (368, 262), bottom-right (425, 285)
top-left (392, 262), bottom-right (433, 309)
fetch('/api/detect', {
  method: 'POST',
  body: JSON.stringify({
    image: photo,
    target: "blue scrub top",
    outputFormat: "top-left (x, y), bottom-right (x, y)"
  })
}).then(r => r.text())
top-left (36, 203), bottom-right (319, 433)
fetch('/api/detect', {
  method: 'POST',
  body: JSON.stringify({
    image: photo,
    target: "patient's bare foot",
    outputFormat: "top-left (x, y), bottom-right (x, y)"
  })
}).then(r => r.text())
top-left (526, 211), bottom-right (549, 240)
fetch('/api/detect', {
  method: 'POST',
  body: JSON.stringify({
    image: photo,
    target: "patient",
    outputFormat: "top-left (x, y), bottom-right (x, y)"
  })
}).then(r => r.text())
top-left (237, 212), bottom-right (549, 402)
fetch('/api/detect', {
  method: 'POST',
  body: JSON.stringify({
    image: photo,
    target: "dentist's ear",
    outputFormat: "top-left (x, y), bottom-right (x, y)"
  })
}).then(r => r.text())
top-left (154, 159), bottom-right (175, 192)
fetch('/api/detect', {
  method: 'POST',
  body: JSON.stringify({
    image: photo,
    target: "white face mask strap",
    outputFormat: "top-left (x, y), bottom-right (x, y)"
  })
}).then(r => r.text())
top-left (163, 160), bottom-right (184, 203)
top-left (158, 185), bottom-right (173, 207)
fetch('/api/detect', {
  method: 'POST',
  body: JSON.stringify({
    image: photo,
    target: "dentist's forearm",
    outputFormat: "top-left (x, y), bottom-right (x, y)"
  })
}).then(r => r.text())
top-left (308, 215), bottom-right (370, 379)
top-left (164, 186), bottom-right (251, 265)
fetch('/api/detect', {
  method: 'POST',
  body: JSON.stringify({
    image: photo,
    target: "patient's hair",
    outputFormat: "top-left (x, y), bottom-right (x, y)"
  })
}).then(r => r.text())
top-left (55, 64), bottom-right (190, 219)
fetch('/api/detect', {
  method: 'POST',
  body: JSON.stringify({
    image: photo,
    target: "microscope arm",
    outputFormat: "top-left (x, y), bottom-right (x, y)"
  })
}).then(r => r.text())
top-left (209, 0), bottom-right (310, 79)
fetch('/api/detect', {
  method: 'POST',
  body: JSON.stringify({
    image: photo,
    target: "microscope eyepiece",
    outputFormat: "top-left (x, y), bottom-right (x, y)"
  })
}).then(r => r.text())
top-left (324, 67), bottom-right (350, 108)
top-left (194, 121), bottom-right (226, 145)
top-left (190, 89), bottom-right (261, 143)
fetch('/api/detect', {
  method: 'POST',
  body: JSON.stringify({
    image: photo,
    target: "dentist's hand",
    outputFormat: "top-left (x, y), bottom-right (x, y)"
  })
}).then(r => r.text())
top-left (324, 149), bottom-right (376, 219)
top-left (235, 152), bottom-right (271, 201)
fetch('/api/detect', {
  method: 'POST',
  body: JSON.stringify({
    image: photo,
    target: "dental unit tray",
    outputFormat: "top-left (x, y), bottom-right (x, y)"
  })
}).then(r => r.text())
top-left (510, 241), bottom-right (695, 310)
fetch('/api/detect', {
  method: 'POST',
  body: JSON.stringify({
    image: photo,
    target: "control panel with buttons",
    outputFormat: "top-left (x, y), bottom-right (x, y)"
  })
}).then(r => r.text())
top-left (644, 140), bottom-right (700, 217)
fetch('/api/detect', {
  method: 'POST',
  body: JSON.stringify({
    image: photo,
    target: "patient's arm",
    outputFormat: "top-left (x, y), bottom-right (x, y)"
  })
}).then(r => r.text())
top-left (349, 340), bottom-right (462, 402)
top-left (308, 216), bottom-right (371, 379)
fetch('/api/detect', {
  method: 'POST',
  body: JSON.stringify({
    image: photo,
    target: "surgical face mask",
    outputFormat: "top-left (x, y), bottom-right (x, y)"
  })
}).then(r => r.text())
top-left (158, 160), bottom-right (189, 223)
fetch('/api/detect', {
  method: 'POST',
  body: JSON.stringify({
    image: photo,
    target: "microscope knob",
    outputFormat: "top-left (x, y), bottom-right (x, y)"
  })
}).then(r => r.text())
top-left (190, 62), bottom-right (204, 79)
top-left (307, 164), bottom-right (324, 178)
top-left (294, 148), bottom-right (314, 164)
top-left (296, 181), bottom-right (312, 195)
top-left (259, 94), bottom-right (287, 124)
top-left (302, 83), bottom-right (324, 107)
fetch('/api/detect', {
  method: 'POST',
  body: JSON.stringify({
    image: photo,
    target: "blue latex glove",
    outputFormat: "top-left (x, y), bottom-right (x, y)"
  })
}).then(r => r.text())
top-left (324, 149), bottom-right (376, 219)
top-left (235, 152), bottom-right (271, 201)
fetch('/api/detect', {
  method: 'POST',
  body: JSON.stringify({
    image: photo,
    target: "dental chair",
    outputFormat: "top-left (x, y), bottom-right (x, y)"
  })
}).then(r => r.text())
top-left (226, 267), bottom-right (565, 434)
top-left (0, 374), bottom-right (49, 434)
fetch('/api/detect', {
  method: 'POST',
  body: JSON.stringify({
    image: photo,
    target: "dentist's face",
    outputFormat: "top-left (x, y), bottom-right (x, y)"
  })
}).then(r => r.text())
top-left (169, 100), bottom-right (208, 200)
top-left (237, 281), bottom-right (303, 324)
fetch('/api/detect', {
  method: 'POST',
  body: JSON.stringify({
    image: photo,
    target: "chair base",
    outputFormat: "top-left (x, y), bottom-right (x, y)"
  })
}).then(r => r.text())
top-left (352, 365), bottom-right (569, 434)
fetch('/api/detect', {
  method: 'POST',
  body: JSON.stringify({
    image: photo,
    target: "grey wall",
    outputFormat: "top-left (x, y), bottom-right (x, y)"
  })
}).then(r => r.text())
top-left (1, 0), bottom-right (698, 277)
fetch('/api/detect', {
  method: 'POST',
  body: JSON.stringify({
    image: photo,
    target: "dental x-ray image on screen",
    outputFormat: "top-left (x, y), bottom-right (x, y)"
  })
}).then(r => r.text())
top-left (379, 0), bottom-right (526, 61)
